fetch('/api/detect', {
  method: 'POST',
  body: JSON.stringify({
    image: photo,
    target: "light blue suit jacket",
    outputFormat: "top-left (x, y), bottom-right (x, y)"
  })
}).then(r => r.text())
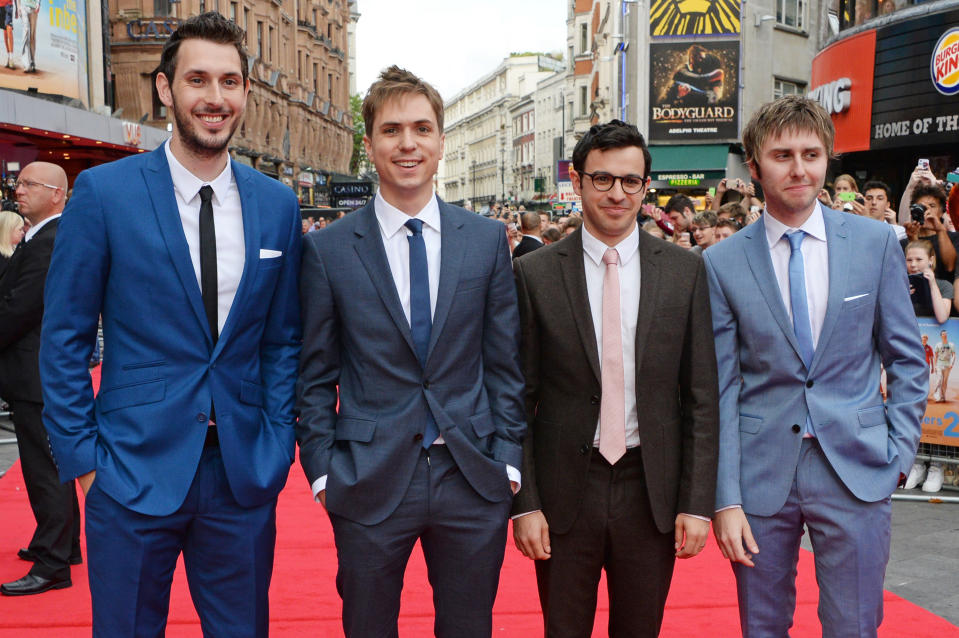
top-left (40, 147), bottom-right (302, 516)
top-left (296, 199), bottom-right (526, 526)
top-left (703, 208), bottom-right (927, 516)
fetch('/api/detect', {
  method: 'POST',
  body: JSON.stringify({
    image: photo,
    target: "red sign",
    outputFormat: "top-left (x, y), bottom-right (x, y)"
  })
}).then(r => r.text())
top-left (810, 30), bottom-right (876, 154)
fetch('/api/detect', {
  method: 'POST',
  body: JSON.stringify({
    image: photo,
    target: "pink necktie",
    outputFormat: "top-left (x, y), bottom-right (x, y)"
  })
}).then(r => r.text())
top-left (600, 247), bottom-right (626, 465)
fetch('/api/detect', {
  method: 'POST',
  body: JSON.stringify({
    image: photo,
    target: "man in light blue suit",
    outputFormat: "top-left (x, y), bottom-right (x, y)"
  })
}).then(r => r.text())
top-left (40, 14), bottom-right (301, 637)
top-left (704, 96), bottom-right (927, 637)
top-left (296, 67), bottom-right (526, 637)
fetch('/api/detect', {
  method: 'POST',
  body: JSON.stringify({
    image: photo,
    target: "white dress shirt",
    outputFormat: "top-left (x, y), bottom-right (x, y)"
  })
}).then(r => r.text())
top-left (24, 213), bottom-right (61, 242)
top-left (763, 202), bottom-right (829, 350)
top-left (165, 140), bottom-right (245, 335)
top-left (311, 191), bottom-right (519, 500)
top-left (581, 224), bottom-right (641, 448)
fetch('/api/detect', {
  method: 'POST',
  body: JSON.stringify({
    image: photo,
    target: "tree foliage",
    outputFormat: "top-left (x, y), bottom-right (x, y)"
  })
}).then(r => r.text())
top-left (349, 94), bottom-right (367, 175)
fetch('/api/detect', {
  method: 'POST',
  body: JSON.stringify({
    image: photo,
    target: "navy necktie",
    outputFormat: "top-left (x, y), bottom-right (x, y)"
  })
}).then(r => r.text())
top-left (787, 230), bottom-right (816, 437)
top-left (198, 185), bottom-right (218, 345)
top-left (405, 218), bottom-right (438, 447)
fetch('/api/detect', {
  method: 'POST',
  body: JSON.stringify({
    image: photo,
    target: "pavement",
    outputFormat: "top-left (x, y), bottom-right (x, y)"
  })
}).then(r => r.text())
top-left (0, 411), bottom-right (957, 625)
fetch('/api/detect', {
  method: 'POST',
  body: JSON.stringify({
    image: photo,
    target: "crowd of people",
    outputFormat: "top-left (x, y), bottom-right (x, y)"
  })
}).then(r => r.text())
top-left (0, 11), bottom-right (952, 638)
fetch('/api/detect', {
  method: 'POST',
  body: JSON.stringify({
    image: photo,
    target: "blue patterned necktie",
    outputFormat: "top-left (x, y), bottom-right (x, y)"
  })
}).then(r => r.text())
top-left (405, 218), bottom-right (438, 447)
top-left (787, 230), bottom-right (816, 437)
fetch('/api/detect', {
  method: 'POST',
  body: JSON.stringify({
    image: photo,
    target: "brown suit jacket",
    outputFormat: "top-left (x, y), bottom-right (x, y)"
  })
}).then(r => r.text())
top-left (510, 226), bottom-right (719, 535)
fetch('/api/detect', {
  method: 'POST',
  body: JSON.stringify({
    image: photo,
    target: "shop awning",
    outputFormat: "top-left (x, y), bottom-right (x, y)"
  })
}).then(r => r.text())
top-left (648, 144), bottom-right (732, 188)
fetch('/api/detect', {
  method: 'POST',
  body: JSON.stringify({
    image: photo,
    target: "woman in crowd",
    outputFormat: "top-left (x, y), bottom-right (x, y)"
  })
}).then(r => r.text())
top-left (0, 209), bottom-right (24, 279)
top-left (906, 239), bottom-right (952, 324)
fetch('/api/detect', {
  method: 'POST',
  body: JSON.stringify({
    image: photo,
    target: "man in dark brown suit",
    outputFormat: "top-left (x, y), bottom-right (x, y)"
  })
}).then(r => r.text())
top-left (511, 120), bottom-right (719, 637)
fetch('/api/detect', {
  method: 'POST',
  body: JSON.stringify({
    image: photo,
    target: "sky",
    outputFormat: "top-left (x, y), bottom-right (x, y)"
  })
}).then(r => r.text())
top-left (354, 0), bottom-right (568, 101)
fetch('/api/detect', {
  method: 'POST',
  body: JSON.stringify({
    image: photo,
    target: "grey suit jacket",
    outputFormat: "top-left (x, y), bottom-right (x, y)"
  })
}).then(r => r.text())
top-left (296, 198), bottom-right (526, 526)
top-left (511, 226), bottom-right (719, 535)
top-left (704, 209), bottom-right (927, 516)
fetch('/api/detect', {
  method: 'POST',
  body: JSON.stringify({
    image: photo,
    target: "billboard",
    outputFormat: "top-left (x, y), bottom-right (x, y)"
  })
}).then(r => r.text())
top-left (918, 318), bottom-right (959, 449)
top-left (0, 0), bottom-right (89, 105)
top-left (648, 40), bottom-right (740, 142)
top-left (650, 0), bottom-right (741, 37)
top-left (809, 30), bottom-right (876, 154)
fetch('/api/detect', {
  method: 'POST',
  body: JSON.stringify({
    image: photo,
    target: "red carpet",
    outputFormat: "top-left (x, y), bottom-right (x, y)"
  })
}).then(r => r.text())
top-left (0, 367), bottom-right (955, 635)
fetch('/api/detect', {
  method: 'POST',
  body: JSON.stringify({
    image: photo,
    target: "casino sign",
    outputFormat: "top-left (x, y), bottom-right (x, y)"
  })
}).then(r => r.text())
top-left (932, 27), bottom-right (959, 96)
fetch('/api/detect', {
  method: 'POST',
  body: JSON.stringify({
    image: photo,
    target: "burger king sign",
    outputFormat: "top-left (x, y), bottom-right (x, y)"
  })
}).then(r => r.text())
top-left (932, 27), bottom-right (959, 95)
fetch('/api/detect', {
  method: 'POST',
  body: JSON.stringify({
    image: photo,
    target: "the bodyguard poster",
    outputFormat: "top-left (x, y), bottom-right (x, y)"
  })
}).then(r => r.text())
top-left (648, 40), bottom-right (740, 143)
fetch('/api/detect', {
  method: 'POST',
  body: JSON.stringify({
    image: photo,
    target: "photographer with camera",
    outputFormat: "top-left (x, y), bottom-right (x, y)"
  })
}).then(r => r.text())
top-left (903, 183), bottom-right (957, 282)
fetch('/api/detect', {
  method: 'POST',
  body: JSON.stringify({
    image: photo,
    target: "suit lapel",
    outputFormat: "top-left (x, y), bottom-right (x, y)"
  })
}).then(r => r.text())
top-left (213, 162), bottom-right (261, 356)
top-left (743, 216), bottom-right (805, 362)
top-left (427, 200), bottom-right (466, 362)
top-left (352, 202), bottom-right (419, 359)
top-left (559, 228), bottom-right (601, 384)
top-left (634, 230), bottom-right (661, 370)
top-left (809, 208), bottom-right (849, 375)
top-left (142, 148), bottom-right (211, 346)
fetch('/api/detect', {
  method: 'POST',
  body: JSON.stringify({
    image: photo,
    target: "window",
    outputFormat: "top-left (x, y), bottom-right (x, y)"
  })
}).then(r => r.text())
top-left (580, 86), bottom-right (587, 117)
top-left (230, 2), bottom-right (237, 21)
top-left (268, 25), bottom-right (274, 63)
top-left (774, 78), bottom-right (805, 99)
top-left (313, 63), bottom-right (319, 95)
top-left (256, 21), bottom-right (263, 59)
top-left (197, 0), bottom-right (204, 12)
top-left (328, 73), bottom-right (333, 101)
top-left (244, 7), bottom-right (250, 39)
top-left (776, 0), bottom-right (805, 29)
top-left (579, 23), bottom-right (588, 53)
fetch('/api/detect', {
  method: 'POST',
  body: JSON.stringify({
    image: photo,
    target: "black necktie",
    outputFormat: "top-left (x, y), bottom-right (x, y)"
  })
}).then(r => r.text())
top-left (198, 185), bottom-right (218, 344)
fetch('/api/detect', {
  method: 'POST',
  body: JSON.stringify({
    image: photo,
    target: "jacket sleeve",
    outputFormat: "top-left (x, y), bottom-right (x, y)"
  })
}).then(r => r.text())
top-left (40, 170), bottom-right (108, 481)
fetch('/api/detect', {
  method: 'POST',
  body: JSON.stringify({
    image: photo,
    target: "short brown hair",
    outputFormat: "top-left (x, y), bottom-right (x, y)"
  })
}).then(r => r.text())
top-left (741, 95), bottom-right (835, 167)
top-left (362, 66), bottom-right (444, 134)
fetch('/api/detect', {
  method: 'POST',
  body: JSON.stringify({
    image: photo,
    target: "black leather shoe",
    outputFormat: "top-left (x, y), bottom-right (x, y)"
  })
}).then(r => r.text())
top-left (1, 573), bottom-right (72, 596)
top-left (17, 548), bottom-right (82, 565)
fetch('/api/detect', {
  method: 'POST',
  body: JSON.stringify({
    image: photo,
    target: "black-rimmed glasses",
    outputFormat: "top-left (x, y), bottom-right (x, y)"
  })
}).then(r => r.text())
top-left (579, 171), bottom-right (647, 194)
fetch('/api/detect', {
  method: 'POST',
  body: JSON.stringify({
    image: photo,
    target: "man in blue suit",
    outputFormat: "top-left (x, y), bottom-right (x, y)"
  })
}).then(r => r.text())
top-left (704, 95), bottom-right (927, 637)
top-left (296, 66), bottom-right (526, 637)
top-left (40, 13), bottom-right (301, 637)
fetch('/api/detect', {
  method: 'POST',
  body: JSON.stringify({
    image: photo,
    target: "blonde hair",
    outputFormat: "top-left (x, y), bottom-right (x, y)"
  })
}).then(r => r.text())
top-left (906, 239), bottom-right (936, 264)
top-left (833, 174), bottom-right (859, 193)
top-left (0, 210), bottom-right (23, 258)
top-left (742, 95), bottom-right (836, 167)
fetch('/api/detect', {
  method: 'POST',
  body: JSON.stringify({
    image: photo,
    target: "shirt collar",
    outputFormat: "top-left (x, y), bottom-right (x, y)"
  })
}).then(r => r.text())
top-left (764, 200), bottom-right (827, 249)
top-left (24, 214), bottom-right (61, 243)
top-left (581, 222), bottom-right (640, 266)
top-left (164, 139), bottom-right (233, 207)
top-left (374, 190), bottom-right (441, 238)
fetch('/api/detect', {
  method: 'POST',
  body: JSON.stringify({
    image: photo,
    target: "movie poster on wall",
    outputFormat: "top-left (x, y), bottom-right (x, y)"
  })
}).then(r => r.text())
top-left (917, 319), bottom-right (959, 448)
top-left (0, 0), bottom-right (89, 106)
top-left (648, 40), bottom-right (740, 142)
top-left (650, 0), bottom-right (741, 37)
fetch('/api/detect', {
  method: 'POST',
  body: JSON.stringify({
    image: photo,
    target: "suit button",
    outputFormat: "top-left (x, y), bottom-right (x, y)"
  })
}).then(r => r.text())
top-left (413, 433), bottom-right (424, 442)
top-left (792, 424), bottom-right (801, 433)
top-left (806, 380), bottom-right (814, 388)
top-left (579, 443), bottom-right (590, 454)
top-left (423, 380), bottom-right (430, 389)
top-left (197, 413), bottom-right (207, 423)
top-left (590, 395), bottom-right (600, 405)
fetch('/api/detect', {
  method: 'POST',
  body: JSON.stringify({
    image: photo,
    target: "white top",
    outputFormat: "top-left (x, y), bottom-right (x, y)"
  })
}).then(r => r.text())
top-left (763, 202), bottom-right (829, 350)
top-left (374, 190), bottom-right (441, 322)
top-left (581, 224), bottom-right (641, 448)
top-left (164, 140), bottom-right (244, 335)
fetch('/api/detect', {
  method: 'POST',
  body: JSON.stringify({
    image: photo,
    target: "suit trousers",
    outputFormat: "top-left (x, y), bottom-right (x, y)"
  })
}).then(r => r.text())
top-left (9, 400), bottom-right (79, 580)
top-left (534, 448), bottom-right (676, 638)
top-left (329, 444), bottom-right (511, 638)
top-left (84, 445), bottom-right (277, 638)
top-left (733, 438), bottom-right (891, 638)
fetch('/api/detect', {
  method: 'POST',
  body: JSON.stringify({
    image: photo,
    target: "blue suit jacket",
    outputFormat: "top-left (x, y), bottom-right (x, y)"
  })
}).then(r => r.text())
top-left (40, 147), bottom-right (302, 516)
top-left (703, 208), bottom-right (927, 516)
top-left (296, 199), bottom-right (526, 526)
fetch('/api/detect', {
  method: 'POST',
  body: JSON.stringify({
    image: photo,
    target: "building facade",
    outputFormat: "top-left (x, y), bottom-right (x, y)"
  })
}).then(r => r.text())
top-left (109, 0), bottom-right (353, 200)
top-left (440, 54), bottom-right (564, 210)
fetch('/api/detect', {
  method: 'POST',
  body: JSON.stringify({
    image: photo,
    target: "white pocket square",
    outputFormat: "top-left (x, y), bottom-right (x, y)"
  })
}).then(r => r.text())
top-left (259, 249), bottom-right (282, 258)
top-left (844, 293), bottom-right (869, 302)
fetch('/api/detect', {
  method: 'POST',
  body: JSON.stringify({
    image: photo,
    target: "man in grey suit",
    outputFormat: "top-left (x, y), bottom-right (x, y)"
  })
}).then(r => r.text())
top-left (704, 96), bottom-right (927, 637)
top-left (296, 66), bottom-right (526, 638)
top-left (511, 120), bottom-right (719, 637)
